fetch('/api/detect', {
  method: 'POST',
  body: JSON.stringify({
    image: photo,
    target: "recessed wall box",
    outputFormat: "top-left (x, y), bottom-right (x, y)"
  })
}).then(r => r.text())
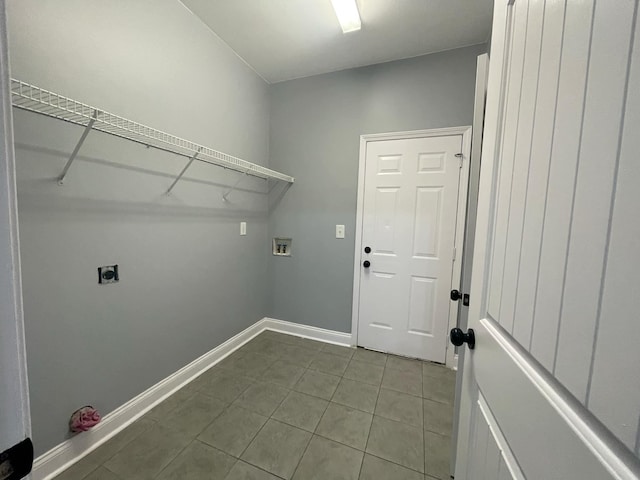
top-left (272, 238), bottom-right (292, 257)
top-left (98, 265), bottom-right (119, 284)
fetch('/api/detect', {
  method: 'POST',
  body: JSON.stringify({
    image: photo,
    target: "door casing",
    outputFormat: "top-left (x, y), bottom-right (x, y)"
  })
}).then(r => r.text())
top-left (351, 127), bottom-right (472, 368)
top-left (0, 0), bottom-right (31, 455)
top-left (451, 52), bottom-right (489, 475)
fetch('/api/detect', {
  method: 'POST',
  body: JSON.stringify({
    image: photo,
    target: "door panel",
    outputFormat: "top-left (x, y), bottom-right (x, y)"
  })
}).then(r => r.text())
top-left (456, 0), bottom-right (640, 477)
top-left (553, 0), bottom-right (637, 401)
top-left (511, 0), bottom-right (565, 348)
top-left (373, 187), bottom-right (400, 254)
top-left (358, 135), bottom-right (463, 362)
top-left (486, 0), bottom-right (528, 322)
top-left (588, 4), bottom-right (640, 450)
top-left (408, 276), bottom-right (436, 335)
top-left (530, 0), bottom-right (593, 370)
top-left (461, 318), bottom-right (628, 479)
top-left (467, 391), bottom-right (523, 480)
top-left (413, 187), bottom-right (442, 257)
top-left (497, 0), bottom-right (544, 334)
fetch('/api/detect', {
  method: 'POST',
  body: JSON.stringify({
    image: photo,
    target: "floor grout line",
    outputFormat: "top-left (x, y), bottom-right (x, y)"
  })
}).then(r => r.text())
top-left (286, 357), bottom-right (332, 479)
top-left (358, 372), bottom-right (385, 479)
top-left (69, 330), bottom-right (454, 480)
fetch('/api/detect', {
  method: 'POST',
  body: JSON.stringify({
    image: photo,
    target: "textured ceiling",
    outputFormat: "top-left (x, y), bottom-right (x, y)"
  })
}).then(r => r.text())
top-left (180, 0), bottom-right (493, 83)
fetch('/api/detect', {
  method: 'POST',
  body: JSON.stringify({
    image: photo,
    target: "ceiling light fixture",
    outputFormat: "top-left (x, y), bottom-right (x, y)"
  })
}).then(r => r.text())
top-left (330, 0), bottom-right (361, 33)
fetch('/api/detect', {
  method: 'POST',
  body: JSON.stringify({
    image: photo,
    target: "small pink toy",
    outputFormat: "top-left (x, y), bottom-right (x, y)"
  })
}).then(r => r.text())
top-left (69, 406), bottom-right (101, 433)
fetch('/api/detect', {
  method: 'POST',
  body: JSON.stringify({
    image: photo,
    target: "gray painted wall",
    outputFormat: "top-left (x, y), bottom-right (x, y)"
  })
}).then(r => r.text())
top-left (8, 0), bottom-right (271, 454)
top-left (268, 44), bottom-right (487, 333)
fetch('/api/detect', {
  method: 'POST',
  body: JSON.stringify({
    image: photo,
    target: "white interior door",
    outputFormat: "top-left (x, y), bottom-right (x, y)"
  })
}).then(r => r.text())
top-left (455, 0), bottom-right (640, 478)
top-left (356, 133), bottom-right (464, 363)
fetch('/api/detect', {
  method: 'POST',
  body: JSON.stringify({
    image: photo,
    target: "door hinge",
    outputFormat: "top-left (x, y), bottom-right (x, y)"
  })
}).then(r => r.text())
top-left (453, 246), bottom-right (457, 261)
top-left (455, 153), bottom-right (463, 168)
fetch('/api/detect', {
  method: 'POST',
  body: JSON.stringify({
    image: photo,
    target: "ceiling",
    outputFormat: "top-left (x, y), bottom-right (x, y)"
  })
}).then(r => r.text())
top-left (180, 0), bottom-right (493, 83)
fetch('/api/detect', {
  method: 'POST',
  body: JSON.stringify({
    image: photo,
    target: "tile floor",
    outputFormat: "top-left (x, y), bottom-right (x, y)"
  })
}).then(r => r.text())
top-left (55, 331), bottom-right (456, 480)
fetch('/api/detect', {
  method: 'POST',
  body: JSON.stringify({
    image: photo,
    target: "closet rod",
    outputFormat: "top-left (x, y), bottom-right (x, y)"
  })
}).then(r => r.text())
top-left (10, 79), bottom-right (295, 186)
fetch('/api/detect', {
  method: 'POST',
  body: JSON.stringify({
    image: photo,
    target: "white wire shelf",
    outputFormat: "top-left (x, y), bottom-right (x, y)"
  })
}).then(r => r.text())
top-left (10, 79), bottom-right (295, 189)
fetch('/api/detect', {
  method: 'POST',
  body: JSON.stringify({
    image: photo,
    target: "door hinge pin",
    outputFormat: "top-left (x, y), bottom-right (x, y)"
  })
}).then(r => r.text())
top-left (453, 246), bottom-right (456, 261)
top-left (455, 153), bottom-right (463, 168)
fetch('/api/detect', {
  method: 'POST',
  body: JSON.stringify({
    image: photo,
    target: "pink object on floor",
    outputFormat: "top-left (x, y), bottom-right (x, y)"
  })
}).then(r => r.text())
top-left (69, 406), bottom-right (101, 433)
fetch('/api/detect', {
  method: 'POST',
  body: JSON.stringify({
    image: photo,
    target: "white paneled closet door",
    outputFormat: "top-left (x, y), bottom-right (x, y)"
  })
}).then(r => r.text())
top-left (454, 0), bottom-right (640, 478)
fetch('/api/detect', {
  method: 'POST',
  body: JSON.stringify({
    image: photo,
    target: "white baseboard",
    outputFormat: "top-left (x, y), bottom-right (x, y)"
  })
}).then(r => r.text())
top-left (32, 317), bottom-right (352, 480)
top-left (262, 317), bottom-right (352, 346)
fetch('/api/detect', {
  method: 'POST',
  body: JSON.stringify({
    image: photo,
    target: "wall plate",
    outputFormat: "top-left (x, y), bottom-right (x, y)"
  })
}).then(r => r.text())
top-left (272, 238), bottom-right (292, 257)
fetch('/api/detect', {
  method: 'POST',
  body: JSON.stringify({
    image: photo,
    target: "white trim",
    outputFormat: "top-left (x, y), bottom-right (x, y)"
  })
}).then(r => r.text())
top-left (351, 136), bottom-right (368, 347)
top-left (451, 52), bottom-right (490, 476)
top-left (445, 128), bottom-right (472, 368)
top-left (359, 126), bottom-right (473, 142)
top-left (451, 353), bottom-right (459, 371)
top-left (482, 318), bottom-right (640, 479)
top-left (262, 317), bottom-right (352, 346)
top-left (351, 127), bottom-right (472, 367)
top-left (477, 390), bottom-right (526, 480)
top-left (454, 1), bottom-right (513, 476)
top-left (31, 318), bottom-right (352, 480)
top-left (465, 2), bottom-right (512, 371)
top-left (0, 0), bottom-right (31, 454)
top-left (458, 53), bottom-right (490, 334)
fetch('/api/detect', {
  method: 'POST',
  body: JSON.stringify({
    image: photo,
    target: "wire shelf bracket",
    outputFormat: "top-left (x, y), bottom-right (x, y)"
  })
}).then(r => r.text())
top-left (222, 169), bottom-right (250, 202)
top-left (58, 109), bottom-right (98, 185)
top-left (10, 79), bottom-right (295, 191)
top-left (166, 146), bottom-right (203, 195)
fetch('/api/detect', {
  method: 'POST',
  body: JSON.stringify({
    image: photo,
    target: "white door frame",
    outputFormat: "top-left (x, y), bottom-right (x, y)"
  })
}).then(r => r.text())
top-left (351, 126), bottom-right (472, 368)
top-left (0, 0), bottom-right (31, 454)
top-left (451, 53), bottom-right (489, 474)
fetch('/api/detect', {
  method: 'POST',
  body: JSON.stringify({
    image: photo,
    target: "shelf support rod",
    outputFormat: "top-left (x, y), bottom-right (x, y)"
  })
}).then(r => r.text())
top-left (58, 109), bottom-right (98, 185)
top-left (166, 147), bottom-right (203, 195)
top-left (222, 168), bottom-right (251, 202)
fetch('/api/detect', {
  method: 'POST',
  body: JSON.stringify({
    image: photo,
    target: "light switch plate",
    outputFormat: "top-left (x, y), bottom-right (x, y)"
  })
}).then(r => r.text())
top-left (336, 225), bottom-right (345, 239)
top-left (240, 222), bottom-right (247, 236)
